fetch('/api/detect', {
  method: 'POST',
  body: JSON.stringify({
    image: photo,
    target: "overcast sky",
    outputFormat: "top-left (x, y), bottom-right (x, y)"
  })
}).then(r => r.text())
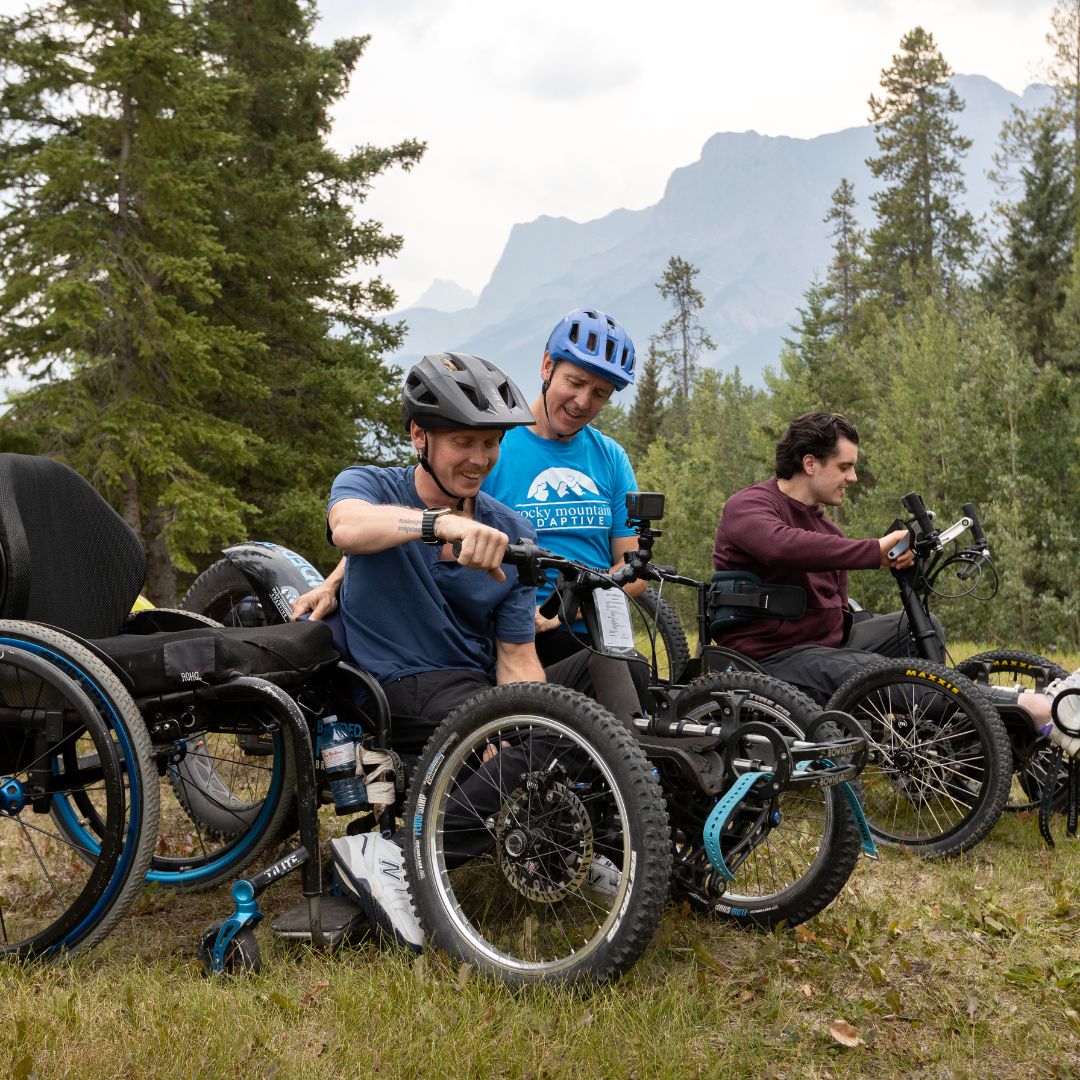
top-left (0, 0), bottom-right (1060, 311)
top-left (313, 0), bottom-right (1056, 309)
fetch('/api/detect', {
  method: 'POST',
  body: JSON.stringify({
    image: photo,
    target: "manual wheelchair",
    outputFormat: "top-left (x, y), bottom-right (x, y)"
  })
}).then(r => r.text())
top-left (0, 452), bottom-right (363, 957)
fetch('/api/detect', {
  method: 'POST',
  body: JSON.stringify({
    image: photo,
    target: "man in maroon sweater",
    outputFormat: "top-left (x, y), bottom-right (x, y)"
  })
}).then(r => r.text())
top-left (711, 411), bottom-right (923, 704)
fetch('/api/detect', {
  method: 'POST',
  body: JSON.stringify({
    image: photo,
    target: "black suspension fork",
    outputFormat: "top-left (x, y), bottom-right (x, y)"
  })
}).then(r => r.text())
top-left (890, 564), bottom-right (946, 664)
top-left (895, 491), bottom-right (946, 664)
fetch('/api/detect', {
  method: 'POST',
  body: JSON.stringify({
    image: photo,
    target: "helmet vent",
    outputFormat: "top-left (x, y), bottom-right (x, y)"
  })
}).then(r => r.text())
top-left (568, 321), bottom-right (580, 344)
top-left (442, 355), bottom-right (464, 372)
top-left (604, 339), bottom-right (615, 362)
top-left (458, 384), bottom-right (483, 409)
top-left (585, 332), bottom-right (598, 353)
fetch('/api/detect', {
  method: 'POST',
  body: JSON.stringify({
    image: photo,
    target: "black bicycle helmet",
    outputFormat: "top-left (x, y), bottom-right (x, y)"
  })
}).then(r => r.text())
top-left (402, 352), bottom-right (534, 432)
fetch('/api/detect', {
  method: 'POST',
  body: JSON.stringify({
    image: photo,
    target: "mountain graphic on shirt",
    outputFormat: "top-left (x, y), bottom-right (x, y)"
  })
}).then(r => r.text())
top-left (527, 468), bottom-right (601, 502)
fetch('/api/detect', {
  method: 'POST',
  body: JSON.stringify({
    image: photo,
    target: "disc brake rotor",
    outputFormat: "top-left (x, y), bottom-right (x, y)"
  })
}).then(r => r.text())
top-left (494, 780), bottom-right (593, 902)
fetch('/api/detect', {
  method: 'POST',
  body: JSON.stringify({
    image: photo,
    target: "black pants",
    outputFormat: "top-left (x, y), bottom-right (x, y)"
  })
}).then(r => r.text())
top-left (383, 650), bottom-right (610, 765)
top-left (383, 648), bottom-right (648, 765)
top-left (758, 610), bottom-right (946, 706)
top-left (535, 627), bottom-right (651, 719)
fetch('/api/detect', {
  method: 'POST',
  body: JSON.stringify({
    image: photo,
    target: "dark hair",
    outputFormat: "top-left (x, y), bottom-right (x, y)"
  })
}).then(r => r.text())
top-left (774, 412), bottom-right (860, 479)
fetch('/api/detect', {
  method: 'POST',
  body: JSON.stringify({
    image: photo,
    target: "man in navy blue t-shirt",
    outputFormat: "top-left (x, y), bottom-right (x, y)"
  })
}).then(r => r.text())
top-left (312, 353), bottom-right (619, 951)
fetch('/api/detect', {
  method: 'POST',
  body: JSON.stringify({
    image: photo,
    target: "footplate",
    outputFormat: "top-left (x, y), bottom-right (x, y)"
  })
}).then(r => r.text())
top-left (703, 727), bottom-right (876, 881)
top-left (271, 894), bottom-right (370, 946)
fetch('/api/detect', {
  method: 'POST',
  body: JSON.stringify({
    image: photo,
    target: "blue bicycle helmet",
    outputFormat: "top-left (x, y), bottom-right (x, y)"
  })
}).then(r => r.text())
top-left (544, 308), bottom-right (635, 390)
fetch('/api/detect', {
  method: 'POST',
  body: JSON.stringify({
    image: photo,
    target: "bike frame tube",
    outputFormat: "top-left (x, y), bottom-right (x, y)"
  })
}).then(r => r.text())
top-left (891, 560), bottom-right (947, 663)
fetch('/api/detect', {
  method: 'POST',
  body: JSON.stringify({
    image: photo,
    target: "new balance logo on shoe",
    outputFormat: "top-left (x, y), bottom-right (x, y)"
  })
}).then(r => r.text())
top-left (331, 834), bottom-right (423, 951)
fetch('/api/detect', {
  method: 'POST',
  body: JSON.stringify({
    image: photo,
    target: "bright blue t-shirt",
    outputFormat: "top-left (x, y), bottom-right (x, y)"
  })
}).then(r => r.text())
top-left (328, 466), bottom-right (536, 685)
top-left (483, 424), bottom-right (638, 608)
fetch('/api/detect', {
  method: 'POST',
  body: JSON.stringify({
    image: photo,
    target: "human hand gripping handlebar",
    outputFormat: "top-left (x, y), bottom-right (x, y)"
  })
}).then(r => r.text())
top-left (449, 538), bottom-right (612, 622)
top-left (450, 530), bottom-right (677, 639)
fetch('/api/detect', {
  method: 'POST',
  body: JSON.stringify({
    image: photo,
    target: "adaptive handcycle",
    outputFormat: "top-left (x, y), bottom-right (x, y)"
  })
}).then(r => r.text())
top-left (636, 491), bottom-right (1066, 857)
top-left (184, 492), bottom-right (874, 983)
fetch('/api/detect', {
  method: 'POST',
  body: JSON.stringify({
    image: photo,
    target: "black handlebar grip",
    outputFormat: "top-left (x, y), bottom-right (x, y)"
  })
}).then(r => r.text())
top-left (538, 590), bottom-right (561, 619)
top-left (901, 492), bottom-right (935, 536)
top-left (451, 539), bottom-right (537, 564)
top-left (962, 503), bottom-right (986, 545)
top-left (501, 542), bottom-right (533, 566)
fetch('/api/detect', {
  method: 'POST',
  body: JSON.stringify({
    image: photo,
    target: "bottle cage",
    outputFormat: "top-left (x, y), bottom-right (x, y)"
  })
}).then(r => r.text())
top-left (706, 571), bottom-right (806, 639)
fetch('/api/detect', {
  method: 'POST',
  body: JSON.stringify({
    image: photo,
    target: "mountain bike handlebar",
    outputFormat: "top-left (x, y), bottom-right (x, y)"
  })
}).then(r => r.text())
top-left (887, 492), bottom-right (999, 664)
top-left (901, 491), bottom-right (936, 542)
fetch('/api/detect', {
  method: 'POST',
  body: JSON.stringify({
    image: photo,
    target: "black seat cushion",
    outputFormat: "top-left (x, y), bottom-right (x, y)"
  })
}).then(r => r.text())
top-left (93, 620), bottom-right (339, 696)
top-left (0, 454), bottom-right (145, 637)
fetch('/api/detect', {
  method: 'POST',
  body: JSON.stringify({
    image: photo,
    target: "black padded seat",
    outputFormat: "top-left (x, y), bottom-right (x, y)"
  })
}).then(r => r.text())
top-left (92, 620), bottom-right (340, 696)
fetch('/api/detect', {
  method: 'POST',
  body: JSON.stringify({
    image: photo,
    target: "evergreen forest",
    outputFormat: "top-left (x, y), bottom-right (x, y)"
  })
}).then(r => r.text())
top-left (0, 4), bottom-right (1077, 651)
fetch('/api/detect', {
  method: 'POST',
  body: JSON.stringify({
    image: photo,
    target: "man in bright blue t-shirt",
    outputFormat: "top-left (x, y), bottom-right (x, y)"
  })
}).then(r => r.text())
top-left (483, 307), bottom-right (647, 668)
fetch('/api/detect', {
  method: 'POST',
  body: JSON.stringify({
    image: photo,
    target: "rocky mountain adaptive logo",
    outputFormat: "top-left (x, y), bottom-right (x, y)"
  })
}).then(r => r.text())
top-left (527, 468), bottom-right (601, 502)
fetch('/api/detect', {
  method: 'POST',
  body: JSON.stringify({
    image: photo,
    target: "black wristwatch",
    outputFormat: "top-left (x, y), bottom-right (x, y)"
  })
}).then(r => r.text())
top-left (421, 506), bottom-right (452, 545)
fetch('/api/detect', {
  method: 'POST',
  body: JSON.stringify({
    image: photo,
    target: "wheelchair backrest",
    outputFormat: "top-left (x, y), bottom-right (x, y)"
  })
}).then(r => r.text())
top-left (706, 570), bottom-right (807, 640)
top-left (0, 453), bottom-right (146, 638)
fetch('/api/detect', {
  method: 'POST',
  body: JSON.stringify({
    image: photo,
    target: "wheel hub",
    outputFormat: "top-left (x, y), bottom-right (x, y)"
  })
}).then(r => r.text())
top-left (1, 776), bottom-right (27, 815)
top-left (495, 781), bottom-right (593, 902)
top-left (892, 749), bottom-right (916, 773)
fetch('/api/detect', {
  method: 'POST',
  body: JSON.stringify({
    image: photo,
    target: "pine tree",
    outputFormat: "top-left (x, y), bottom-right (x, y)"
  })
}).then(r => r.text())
top-left (199, 0), bottom-right (424, 565)
top-left (1045, 0), bottom-right (1080, 180)
top-left (987, 109), bottom-right (1074, 366)
top-left (625, 345), bottom-right (668, 460)
top-left (0, 0), bottom-right (423, 597)
top-left (865, 27), bottom-right (978, 299)
top-left (822, 179), bottom-right (865, 337)
top-left (1036, 1), bottom-right (1080, 375)
top-left (0, 0), bottom-right (262, 602)
top-left (653, 256), bottom-right (714, 432)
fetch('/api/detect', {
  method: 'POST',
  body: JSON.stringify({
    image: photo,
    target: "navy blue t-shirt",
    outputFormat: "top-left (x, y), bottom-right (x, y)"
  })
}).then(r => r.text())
top-left (328, 466), bottom-right (537, 684)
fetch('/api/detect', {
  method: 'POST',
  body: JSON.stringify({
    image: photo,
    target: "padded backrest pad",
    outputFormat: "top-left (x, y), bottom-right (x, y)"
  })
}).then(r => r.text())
top-left (0, 454), bottom-right (146, 637)
top-left (707, 570), bottom-right (807, 639)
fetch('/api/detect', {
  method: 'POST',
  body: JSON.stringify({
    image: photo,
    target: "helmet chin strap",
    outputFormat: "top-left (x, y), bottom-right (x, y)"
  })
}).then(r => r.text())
top-left (418, 436), bottom-right (466, 510)
top-left (541, 361), bottom-right (576, 441)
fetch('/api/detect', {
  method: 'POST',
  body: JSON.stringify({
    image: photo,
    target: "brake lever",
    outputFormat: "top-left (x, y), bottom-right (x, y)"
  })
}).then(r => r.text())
top-left (954, 550), bottom-right (986, 583)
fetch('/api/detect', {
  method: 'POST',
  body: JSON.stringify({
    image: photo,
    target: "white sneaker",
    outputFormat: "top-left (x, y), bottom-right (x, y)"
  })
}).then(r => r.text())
top-left (583, 853), bottom-right (621, 900)
top-left (331, 834), bottom-right (423, 951)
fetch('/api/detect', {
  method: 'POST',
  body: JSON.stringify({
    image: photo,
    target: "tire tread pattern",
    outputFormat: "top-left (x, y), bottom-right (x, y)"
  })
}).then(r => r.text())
top-left (404, 682), bottom-right (671, 987)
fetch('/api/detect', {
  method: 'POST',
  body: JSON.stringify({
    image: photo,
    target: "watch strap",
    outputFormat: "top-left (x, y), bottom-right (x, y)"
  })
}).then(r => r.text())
top-left (421, 507), bottom-right (452, 545)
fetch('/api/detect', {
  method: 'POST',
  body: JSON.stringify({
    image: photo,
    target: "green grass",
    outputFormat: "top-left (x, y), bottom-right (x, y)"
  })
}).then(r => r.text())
top-left (3, 647), bottom-right (1079, 1079)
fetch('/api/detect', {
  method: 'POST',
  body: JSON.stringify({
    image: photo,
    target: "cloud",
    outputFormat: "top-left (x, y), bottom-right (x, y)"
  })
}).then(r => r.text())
top-left (515, 57), bottom-right (640, 103)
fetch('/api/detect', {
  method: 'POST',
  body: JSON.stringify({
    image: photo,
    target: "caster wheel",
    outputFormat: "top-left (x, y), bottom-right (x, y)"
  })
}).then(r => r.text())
top-left (198, 919), bottom-right (262, 976)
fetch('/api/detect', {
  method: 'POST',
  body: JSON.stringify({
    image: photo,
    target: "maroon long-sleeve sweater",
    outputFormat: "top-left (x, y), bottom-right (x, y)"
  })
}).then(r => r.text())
top-left (711, 478), bottom-right (881, 658)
